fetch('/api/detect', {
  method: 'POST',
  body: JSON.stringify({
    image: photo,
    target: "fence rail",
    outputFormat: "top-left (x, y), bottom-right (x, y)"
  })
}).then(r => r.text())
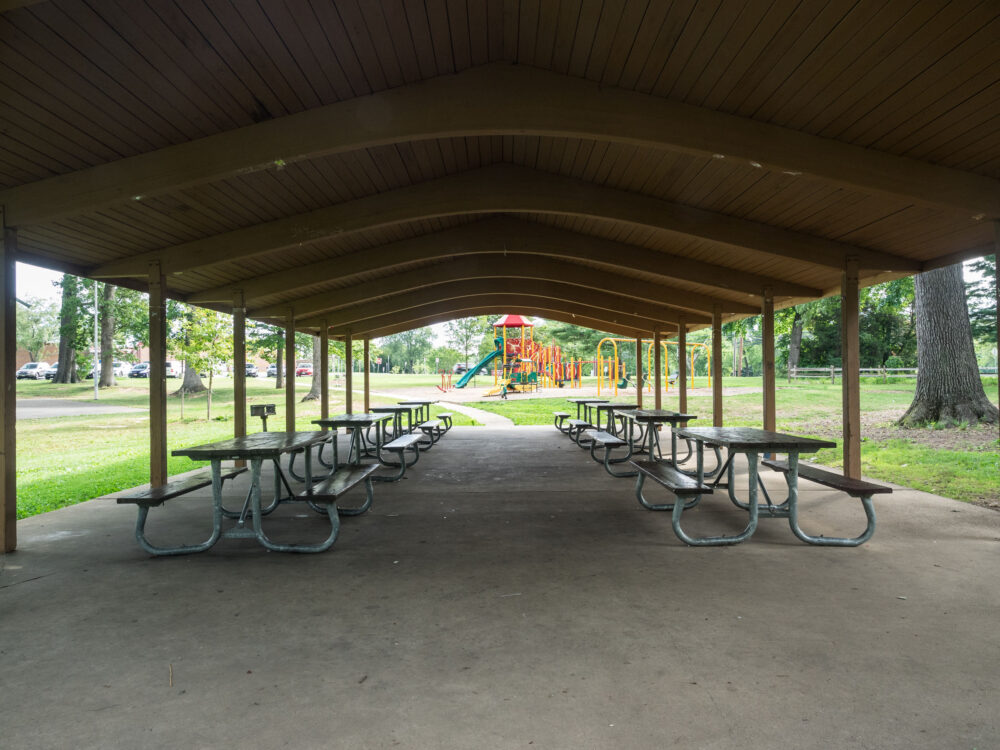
top-left (788, 366), bottom-right (918, 383)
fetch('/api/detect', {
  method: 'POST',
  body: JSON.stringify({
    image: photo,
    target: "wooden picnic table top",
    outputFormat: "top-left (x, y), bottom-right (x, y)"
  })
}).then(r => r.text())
top-left (628, 409), bottom-right (697, 422)
top-left (371, 405), bottom-right (416, 412)
top-left (172, 431), bottom-right (331, 459)
top-left (675, 426), bottom-right (836, 452)
top-left (313, 413), bottom-right (392, 427)
top-left (566, 398), bottom-right (609, 404)
top-left (397, 399), bottom-right (437, 405)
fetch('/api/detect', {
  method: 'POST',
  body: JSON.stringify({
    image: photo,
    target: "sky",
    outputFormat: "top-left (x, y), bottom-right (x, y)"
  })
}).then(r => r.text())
top-left (16, 262), bottom-right (63, 304)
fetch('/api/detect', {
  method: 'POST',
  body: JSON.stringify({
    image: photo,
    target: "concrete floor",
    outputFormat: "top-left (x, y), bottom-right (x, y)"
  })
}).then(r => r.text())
top-left (2, 427), bottom-right (998, 749)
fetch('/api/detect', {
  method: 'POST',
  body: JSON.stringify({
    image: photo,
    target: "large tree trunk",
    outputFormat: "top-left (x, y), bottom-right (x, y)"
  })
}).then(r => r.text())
top-left (301, 336), bottom-right (321, 401)
top-left (275, 335), bottom-right (284, 389)
top-left (173, 362), bottom-right (206, 395)
top-left (52, 275), bottom-right (80, 384)
top-left (98, 283), bottom-right (116, 388)
top-left (898, 264), bottom-right (998, 427)
top-left (787, 312), bottom-right (804, 372)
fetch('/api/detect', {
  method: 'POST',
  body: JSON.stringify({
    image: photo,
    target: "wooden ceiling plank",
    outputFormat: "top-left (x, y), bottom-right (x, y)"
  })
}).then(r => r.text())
top-left (666, 0), bottom-right (748, 103)
top-left (341, 0), bottom-right (405, 88)
top-left (423, 0), bottom-right (457, 74)
top-left (465, 0), bottom-right (490, 68)
top-left (5, 64), bottom-right (999, 226)
top-left (247, 255), bottom-right (714, 321)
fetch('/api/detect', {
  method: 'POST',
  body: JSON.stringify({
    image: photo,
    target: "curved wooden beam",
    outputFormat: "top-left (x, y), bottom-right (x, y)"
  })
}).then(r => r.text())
top-left (192, 218), bottom-right (779, 311)
top-left (91, 164), bottom-right (916, 278)
top-left (293, 278), bottom-right (697, 331)
top-left (250, 255), bottom-right (712, 323)
top-left (314, 293), bottom-right (666, 337)
top-left (5, 64), bottom-right (997, 225)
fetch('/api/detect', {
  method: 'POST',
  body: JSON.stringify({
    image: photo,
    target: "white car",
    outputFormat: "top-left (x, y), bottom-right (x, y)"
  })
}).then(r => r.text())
top-left (16, 362), bottom-right (50, 380)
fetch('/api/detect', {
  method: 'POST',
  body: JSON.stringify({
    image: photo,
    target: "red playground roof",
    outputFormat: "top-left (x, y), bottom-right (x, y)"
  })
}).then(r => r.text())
top-left (493, 314), bottom-right (535, 328)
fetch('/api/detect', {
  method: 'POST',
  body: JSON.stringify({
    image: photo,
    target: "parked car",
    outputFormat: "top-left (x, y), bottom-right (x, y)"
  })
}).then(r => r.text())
top-left (164, 361), bottom-right (180, 378)
top-left (44, 362), bottom-right (59, 380)
top-left (129, 362), bottom-right (150, 378)
top-left (245, 363), bottom-right (259, 378)
top-left (85, 360), bottom-right (132, 379)
top-left (16, 362), bottom-right (50, 380)
top-left (453, 363), bottom-right (468, 374)
top-left (295, 362), bottom-right (313, 377)
top-left (266, 363), bottom-right (278, 377)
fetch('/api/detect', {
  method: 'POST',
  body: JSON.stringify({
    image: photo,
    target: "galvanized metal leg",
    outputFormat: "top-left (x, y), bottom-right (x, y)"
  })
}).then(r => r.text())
top-left (555, 414), bottom-right (570, 433)
top-left (785, 453), bottom-right (877, 546)
top-left (131, 461), bottom-right (225, 556)
top-left (250, 459), bottom-right (342, 553)
top-left (671, 450), bottom-right (759, 546)
top-left (335, 477), bottom-right (374, 516)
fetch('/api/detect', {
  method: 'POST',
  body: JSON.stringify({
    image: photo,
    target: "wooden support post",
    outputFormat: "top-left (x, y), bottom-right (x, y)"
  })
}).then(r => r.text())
top-left (762, 288), bottom-right (776, 432)
top-left (653, 331), bottom-right (662, 409)
top-left (678, 321), bottom-right (687, 415)
top-left (635, 336), bottom-right (643, 408)
top-left (841, 258), bottom-right (861, 479)
top-left (148, 262), bottom-right (167, 487)
top-left (344, 331), bottom-right (353, 414)
top-left (320, 321), bottom-right (329, 421)
top-left (363, 338), bottom-right (370, 412)
top-left (994, 222), bottom-right (999, 407)
top-left (1, 218), bottom-right (16, 553)
top-left (712, 305), bottom-right (723, 426)
top-left (285, 310), bottom-right (295, 431)
top-left (233, 292), bottom-right (246, 441)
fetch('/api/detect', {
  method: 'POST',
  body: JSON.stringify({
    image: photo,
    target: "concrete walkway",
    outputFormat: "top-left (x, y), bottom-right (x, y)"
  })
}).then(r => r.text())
top-left (16, 398), bottom-right (148, 420)
top-left (2, 427), bottom-right (998, 749)
top-left (367, 389), bottom-right (514, 427)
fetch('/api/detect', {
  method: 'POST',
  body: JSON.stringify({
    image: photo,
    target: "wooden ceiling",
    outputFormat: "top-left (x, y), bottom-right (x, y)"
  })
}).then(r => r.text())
top-left (1, 0), bottom-right (997, 337)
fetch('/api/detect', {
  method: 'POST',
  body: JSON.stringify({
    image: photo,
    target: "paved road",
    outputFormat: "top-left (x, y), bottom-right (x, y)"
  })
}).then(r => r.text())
top-left (16, 398), bottom-right (147, 420)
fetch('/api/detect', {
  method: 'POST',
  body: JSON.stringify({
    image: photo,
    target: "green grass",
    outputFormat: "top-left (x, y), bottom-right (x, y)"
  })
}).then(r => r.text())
top-left (16, 375), bottom-right (478, 518)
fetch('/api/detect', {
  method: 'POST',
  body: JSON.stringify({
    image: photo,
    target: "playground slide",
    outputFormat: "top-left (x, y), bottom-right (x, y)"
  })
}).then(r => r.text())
top-left (454, 349), bottom-right (501, 388)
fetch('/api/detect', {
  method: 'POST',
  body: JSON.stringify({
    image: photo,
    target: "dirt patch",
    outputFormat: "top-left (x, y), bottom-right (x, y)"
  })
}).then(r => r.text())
top-left (805, 408), bottom-right (998, 452)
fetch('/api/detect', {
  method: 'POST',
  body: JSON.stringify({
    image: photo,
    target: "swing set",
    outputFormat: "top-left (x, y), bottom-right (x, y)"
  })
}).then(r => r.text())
top-left (596, 337), bottom-right (711, 397)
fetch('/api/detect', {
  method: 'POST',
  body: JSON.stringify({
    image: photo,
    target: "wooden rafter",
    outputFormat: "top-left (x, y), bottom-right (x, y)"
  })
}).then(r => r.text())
top-left (190, 217), bottom-right (785, 309)
top-left (249, 255), bottom-right (714, 322)
top-left (4, 64), bottom-right (997, 227)
top-left (89, 164), bottom-right (917, 278)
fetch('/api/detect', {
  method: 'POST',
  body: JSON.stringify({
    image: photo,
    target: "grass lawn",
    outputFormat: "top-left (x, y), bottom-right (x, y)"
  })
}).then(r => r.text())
top-left (16, 374), bottom-right (478, 518)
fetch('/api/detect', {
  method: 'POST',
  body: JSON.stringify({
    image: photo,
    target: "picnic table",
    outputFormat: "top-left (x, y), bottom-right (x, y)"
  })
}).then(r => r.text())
top-left (566, 397), bottom-right (608, 423)
top-left (665, 427), bottom-right (844, 546)
top-left (615, 409), bottom-right (696, 462)
top-left (592, 402), bottom-right (638, 433)
top-left (145, 431), bottom-right (341, 555)
top-left (371, 405), bottom-right (416, 437)
top-left (313, 412), bottom-right (392, 466)
top-left (397, 399), bottom-right (437, 424)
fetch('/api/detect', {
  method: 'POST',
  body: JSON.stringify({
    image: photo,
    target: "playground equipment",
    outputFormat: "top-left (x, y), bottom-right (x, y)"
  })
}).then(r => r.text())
top-left (436, 371), bottom-right (454, 393)
top-left (596, 338), bottom-right (711, 397)
top-left (453, 314), bottom-right (585, 396)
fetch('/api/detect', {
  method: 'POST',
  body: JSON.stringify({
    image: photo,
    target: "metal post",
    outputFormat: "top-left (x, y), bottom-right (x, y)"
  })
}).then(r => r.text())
top-left (285, 309), bottom-right (295, 431)
top-left (762, 287), bottom-right (776, 432)
top-left (233, 292), bottom-right (246, 448)
top-left (842, 257), bottom-right (861, 479)
top-left (678, 320), bottom-right (687, 415)
top-left (363, 338), bottom-right (370, 412)
top-left (635, 336), bottom-right (643, 408)
top-left (712, 305), bottom-right (723, 426)
top-left (320, 321), bottom-right (329, 420)
top-left (148, 262), bottom-right (167, 487)
top-left (653, 330), bottom-right (662, 409)
top-left (345, 331), bottom-right (353, 414)
top-left (1, 218), bottom-right (17, 552)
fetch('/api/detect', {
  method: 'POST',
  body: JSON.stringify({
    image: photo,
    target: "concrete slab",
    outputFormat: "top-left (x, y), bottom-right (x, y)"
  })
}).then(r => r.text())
top-left (1, 427), bottom-right (998, 749)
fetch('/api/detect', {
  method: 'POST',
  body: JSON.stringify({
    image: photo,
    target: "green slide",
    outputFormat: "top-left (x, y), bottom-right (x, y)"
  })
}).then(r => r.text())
top-left (455, 349), bottom-right (501, 388)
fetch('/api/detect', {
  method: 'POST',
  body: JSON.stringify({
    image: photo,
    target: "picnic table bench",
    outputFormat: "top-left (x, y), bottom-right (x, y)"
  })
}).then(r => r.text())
top-left (301, 463), bottom-right (378, 516)
top-left (417, 419), bottom-right (444, 448)
top-left (553, 411), bottom-right (571, 433)
top-left (583, 429), bottom-right (635, 477)
top-left (631, 460), bottom-right (713, 513)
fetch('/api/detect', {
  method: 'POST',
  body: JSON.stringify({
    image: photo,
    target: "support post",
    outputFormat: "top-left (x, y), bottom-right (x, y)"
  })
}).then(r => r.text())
top-left (233, 292), bottom-right (246, 448)
top-left (994, 222), bottom-right (999, 407)
top-left (712, 305), bottom-right (723, 426)
top-left (148, 262), bottom-right (167, 487)
top-left (653, 330), bottom-right (662, 409)
top-left (363, 338), bottom-right (370, 412)
top-left (678, 320), bottom-right (687, 415)
top-left (285, 310), bottom-right (295, 431)
top-left (1, 219), bottom-right (16, 552)
top-left (344, 331), bottom-right (353, 414)
top-left (762, 288), bottom-right (776, 432)
top-left (635, 336), bottom-right (643, 408)
top-left (841, 258), bottom-right (861, 479)
top-left (320, 321), bottom-right (329, 420)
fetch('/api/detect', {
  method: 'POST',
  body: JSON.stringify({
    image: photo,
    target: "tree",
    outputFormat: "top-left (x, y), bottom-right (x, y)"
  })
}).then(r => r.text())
top-left (302, 336), bottom-right (322, 402)
top-left (172, 306), bottom-right (233, 418)
top-left (966, 254), bottom-right (996, 343)
top-left (247, 322), bottom-right (284, 388)
top-left (377, 328), bottom-right (433, 373)
top-left (15, 296), bottom-right (58, 362)
top-left (898, 263), bottom-right (998, 427)
top-left (446, 316), bottom-right (492, 367)
top-left (428, 346), bottom-right (462, 373)
top-left (98, 284), bottom-right (116, 387)
top-left (51, 274), bottom-right (86, 383)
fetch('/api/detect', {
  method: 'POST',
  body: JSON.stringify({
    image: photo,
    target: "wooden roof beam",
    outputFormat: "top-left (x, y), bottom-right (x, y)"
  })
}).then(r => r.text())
top-left (249, 255), bottom-right (713, 322)
top-left (293, 278), bottom-right (697, 332)
top-left (4, 63), bottom-right (997, 226)
top-left (190, 218), bottom-right (784, 311)
top-left (90, 164), bottom-right (916, 278)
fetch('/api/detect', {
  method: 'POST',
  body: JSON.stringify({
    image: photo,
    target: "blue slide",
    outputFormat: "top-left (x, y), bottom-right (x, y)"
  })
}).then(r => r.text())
top-left (454, 349), bottom-right (501, 388)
